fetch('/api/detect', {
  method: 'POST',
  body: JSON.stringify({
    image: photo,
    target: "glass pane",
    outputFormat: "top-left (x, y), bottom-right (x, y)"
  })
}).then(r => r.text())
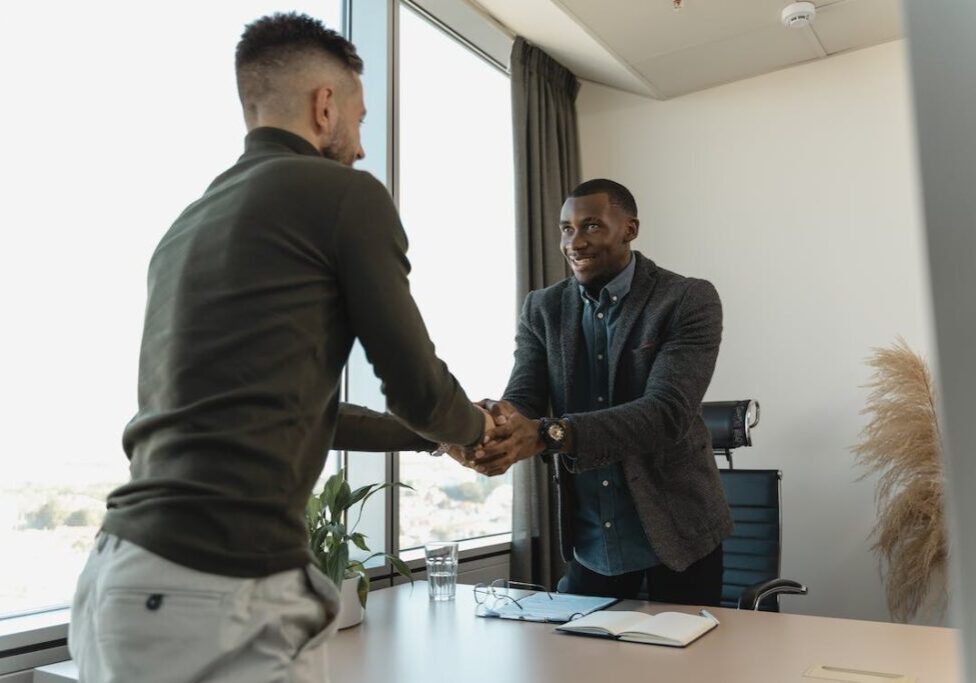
top-left (396, 4), bottom-right (516, 550)
top-left (344, 0), bottom-right (398, 567)
top-left (0, 0), bottom-right (343, 618)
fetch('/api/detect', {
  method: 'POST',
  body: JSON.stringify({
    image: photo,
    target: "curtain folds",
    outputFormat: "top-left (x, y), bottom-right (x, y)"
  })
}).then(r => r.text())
top-left (509, 36), bottom-right (581, 589)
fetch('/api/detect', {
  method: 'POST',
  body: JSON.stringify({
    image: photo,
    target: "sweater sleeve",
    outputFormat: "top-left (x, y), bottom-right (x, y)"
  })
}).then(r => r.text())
top-left (333, 403), bottom-right (437, 452)
top-left (331, 172), bottom-right (484, 447)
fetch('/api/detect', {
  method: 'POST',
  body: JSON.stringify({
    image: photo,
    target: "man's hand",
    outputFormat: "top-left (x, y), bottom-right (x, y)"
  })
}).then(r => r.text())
top-left (478, 404), bottom-right (496, 443)
top-left (473, 410), bottom-right (546, 477)
top-left (440, 403), bottom-right (508, 470)
top-left (476, 399), bottom-right (518, 431)
top-left (442, 443), bottom-right (475, 468)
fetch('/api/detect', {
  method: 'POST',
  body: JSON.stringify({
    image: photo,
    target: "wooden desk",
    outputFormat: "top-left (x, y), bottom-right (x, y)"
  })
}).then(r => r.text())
top-left (329, 582), bottom-right (960, 682)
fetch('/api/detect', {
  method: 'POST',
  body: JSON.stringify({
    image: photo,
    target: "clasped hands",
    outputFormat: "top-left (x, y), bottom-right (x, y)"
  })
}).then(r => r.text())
top-left (442, 400), bottom-right (545, 477)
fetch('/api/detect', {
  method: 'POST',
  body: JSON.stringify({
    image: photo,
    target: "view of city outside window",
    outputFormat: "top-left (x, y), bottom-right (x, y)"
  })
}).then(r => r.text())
top-left (0, 1), bottom-right (343, 618)
top-left (396, 4), bottom-right (517, 550)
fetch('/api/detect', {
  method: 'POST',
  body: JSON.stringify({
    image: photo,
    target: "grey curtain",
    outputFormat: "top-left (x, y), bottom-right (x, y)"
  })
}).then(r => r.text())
top-left (509, 37), bottom-right (581, 589)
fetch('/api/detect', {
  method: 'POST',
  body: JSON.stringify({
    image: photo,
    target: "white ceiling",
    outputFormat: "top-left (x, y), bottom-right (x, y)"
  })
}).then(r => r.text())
top-left (470, 0), bottom-right (903, 99)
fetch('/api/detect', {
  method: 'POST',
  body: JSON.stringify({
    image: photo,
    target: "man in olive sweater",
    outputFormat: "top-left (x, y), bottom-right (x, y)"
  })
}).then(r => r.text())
top-left (69, 13), bottom-right (488, 682)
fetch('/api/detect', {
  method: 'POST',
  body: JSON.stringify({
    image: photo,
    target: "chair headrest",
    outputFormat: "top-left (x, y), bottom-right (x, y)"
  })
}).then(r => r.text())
top-left (702, 400), bottom-right (760, 450)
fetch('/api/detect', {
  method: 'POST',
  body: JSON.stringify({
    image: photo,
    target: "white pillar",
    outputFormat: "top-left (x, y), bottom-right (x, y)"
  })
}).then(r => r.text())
top-left (901, 1), bottom-right (976, 678)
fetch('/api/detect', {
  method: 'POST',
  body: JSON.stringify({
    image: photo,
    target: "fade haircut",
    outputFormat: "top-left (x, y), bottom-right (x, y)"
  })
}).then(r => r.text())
top-left (569, 179), bottom-right (638, 218)
top-left (235, 12), bottom-right (363, 122)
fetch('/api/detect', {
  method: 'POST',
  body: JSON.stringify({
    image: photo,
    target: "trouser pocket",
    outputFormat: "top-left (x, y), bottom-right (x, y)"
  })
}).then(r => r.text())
top-left (95, 588), bottom-right (227, 683)
top-left (286, 565), bottom-right (342, 682)
top-left (295, 565), bottom-right (341, 656)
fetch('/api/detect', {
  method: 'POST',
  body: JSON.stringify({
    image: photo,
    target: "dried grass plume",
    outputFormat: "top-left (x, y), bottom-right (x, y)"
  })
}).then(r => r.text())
top-left (852, 338), bottom-right (947, 622)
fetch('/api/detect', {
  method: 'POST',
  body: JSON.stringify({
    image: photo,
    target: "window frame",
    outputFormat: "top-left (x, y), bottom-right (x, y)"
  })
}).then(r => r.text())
top-left (347, 0), bottom-right (516, 588)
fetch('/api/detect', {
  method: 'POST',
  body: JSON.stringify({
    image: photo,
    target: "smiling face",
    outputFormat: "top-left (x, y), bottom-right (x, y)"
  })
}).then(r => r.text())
top-left (559, 192), bottom-right (639, 291)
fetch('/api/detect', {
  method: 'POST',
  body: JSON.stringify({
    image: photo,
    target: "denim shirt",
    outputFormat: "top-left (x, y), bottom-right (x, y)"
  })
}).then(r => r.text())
top-left (572, 255), bottom-right (660, 575)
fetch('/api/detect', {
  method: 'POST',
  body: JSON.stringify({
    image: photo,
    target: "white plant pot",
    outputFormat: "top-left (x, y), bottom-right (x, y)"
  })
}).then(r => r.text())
top-left (336, 575), bottom-right (365, 630)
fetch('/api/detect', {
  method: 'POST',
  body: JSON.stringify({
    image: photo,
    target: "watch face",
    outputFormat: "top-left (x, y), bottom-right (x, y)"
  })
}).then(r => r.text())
top-left (547, 422), bottom-right (565, 442)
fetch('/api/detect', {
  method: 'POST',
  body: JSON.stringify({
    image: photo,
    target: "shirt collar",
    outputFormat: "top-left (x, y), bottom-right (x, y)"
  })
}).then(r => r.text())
top-left (579, 253), bottom-right (636, 307)
top-left (244, 127), bottom-right (322, 158)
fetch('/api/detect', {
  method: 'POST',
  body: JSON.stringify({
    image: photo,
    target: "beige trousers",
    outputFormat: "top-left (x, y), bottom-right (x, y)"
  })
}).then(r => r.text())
top-left (69, 534), bottom-right (340, 683)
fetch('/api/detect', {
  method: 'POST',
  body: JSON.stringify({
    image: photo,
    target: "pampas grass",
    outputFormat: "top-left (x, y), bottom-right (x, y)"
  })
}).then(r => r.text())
top-left (852, 338), bottom-right (947, 623)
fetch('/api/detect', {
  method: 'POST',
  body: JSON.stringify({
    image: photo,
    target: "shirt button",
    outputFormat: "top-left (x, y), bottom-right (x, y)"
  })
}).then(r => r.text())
top-left (597, 396), bottom-right (605, 403)
top-left (602, 480), bottom-right (609, 487)
top-left (597, 312), bottom-right (604, 319)
top-left (604, 521), bottom-right (612, 528)
top-left (612, 296), bottom-right (618, 302)
top-left (597, 354), bottom-right (604, 360)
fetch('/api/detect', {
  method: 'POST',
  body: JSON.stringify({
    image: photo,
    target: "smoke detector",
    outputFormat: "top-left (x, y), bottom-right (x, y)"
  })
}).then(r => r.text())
top-left (781, 2), bottom-right (816, 28)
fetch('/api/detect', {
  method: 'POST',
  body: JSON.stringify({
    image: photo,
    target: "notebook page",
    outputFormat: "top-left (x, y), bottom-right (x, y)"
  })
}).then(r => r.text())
top-left (561, 610), bottom-right (651, 636)
top-left (622, 612), bottom-right (713, 644)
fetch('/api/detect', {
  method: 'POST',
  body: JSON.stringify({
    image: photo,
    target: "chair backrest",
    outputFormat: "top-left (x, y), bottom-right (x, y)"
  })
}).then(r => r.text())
top-left (719, 469), bottom-right (782, 611)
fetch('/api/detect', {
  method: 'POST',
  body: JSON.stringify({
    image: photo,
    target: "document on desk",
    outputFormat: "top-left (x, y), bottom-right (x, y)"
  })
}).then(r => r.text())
top-left (476, 593), bottom-right (616, 623)
top-left (803, 664), bottom-right (916, 683)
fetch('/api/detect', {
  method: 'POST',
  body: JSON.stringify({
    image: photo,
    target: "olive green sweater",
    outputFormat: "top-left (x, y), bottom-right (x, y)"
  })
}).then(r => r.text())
top-left (103, 127), bottom-right (482, 577)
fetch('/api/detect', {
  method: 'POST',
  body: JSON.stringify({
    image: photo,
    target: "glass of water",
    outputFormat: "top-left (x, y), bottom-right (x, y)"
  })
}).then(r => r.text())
top-left (425, 541), bottom-right (459, 601)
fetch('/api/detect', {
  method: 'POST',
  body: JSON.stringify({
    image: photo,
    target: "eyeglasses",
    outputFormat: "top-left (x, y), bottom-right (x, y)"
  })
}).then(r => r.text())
top-left (473, 579), bottom-right (553, 611)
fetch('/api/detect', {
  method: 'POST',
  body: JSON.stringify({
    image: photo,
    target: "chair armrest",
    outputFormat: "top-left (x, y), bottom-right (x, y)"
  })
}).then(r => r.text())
top-left (703, 400), bottom-right (760, 450)
top-left (738, 578), bottom-right (808, 610)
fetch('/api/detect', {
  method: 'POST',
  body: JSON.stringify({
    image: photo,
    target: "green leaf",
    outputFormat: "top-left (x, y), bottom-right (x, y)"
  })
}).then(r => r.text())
top-left (357, 573), bottom-right (370, 608)
top-left (347, 484), bottom-right (374, 509)
top-left (333, 480), bottom-right (352, 520)
top-left (305, 496), bottom-right (322, 531)
top-left (388, 555), bottom-right (413, 583)
top-left (323, 542), bottom-right (349, 587)
top-left (350, 532), bottom-right (370, 552)
top-left (359, 481), bottom-right (414, 507)
top-left (310, 526), bottom-right (329, 553)
top-left (311, 546), bottom-right (328, 573)
top-left (350, 482), bottom-right (414, 531)
top-left (319, 470), bottom-right (345, 520)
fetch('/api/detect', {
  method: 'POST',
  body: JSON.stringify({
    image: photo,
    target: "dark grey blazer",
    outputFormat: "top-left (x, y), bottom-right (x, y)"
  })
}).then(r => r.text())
top-left (502, 251), bottom-right (733, 572)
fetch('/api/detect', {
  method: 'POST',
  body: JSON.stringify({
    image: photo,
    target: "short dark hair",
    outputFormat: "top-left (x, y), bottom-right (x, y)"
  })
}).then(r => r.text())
top-left (235, 12), bottom-right (363, 75)
top-left (569, 179), bottom-right (638, 218)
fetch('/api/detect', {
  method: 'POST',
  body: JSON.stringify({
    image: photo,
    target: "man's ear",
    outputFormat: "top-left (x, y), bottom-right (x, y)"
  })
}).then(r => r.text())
top-left (623, 217), bottom-right (640, 243)
top-left (312, 85), bottom-right (337, 136)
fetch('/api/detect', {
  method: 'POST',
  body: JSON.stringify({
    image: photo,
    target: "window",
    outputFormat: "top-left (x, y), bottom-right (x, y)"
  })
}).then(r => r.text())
top-left (395, 3), bottom-right (517, 550)
top-left (0, 0), bottom-right (344, 618)
top-left (1, 0), bottom-right (515, 626)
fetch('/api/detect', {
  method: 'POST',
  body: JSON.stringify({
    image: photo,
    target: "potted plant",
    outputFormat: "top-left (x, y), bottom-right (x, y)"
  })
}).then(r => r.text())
top-left (306, 468), bottom-right (413, 629)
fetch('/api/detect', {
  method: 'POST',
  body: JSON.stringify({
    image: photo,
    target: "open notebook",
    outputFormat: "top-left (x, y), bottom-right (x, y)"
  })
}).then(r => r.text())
top-left (555, 610), bottom-right (718, 647)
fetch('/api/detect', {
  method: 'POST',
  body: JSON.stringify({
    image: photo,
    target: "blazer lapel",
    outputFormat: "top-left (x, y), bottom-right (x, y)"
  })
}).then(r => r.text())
top-left (560, 281), bottom-right (583, 414)
top-left (608, 254), bottom-right (659, 402)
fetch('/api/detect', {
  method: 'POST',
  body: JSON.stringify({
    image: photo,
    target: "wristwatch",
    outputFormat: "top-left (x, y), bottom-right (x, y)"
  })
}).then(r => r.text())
top-left (538, 418), bottom-right (568, 454)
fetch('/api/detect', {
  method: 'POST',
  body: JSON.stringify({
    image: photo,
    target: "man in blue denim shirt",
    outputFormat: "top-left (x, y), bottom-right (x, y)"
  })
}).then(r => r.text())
top-left (565, 252), bottom-right (664, 591)
top-left (471, 179), bottom-right (730, 604)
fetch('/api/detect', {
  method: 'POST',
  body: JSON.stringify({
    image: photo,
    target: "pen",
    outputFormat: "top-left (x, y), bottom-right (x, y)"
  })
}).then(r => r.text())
top-left (699, 609), bottom-right (721, 625)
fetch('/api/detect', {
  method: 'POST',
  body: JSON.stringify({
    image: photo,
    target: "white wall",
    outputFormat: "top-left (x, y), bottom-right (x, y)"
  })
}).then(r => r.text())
top-left (578, 40), bottom-right (937, 624)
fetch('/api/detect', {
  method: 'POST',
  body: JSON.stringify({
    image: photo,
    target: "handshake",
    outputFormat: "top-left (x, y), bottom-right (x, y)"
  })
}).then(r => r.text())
top-left (440, 400), bottom-right (548, 477)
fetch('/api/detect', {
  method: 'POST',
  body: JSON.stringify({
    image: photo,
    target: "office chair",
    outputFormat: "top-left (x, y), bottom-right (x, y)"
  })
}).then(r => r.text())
top-left (703, 400), bottom-right (808, 611)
